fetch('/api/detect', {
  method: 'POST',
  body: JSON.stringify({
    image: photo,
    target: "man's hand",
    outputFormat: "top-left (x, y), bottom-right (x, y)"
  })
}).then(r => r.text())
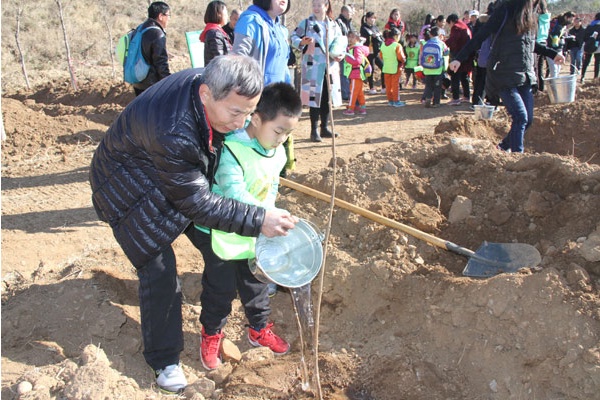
top-left (449, 60), bottom-right (461, 72)
top-left (261, 210), bottom-right (299, 237)
top-left (554, 53), bottom-right (566, 65)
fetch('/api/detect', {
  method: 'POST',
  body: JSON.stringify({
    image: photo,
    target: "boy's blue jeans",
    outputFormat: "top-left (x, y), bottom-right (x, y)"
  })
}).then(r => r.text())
top-left (498, 84), bottom-right (534, 153)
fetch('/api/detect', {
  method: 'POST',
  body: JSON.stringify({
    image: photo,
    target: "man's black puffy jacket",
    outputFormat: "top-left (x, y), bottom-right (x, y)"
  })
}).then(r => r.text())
top-left (133, 18), bottom-right (171, 92)
top-left (89, 69), bottom-right (265, 267)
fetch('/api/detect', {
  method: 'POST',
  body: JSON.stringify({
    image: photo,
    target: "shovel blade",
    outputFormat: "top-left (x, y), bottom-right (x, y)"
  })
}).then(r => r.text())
top-left (462, 242), bottom-right (541, 278)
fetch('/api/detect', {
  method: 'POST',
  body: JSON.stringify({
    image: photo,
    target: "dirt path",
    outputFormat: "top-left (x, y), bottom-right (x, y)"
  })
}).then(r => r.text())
top-left (2, 79), bottom-right (599, 400)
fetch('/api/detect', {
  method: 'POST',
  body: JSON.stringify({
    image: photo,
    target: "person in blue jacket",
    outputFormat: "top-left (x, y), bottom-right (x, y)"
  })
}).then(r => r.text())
top-left (233, 0), bottom-right (291, 85)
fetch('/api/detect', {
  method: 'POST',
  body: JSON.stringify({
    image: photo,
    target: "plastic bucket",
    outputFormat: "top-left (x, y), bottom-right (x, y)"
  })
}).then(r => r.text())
top-left (473, 104), bottom-right (495, 120)
top-left (249, 219), bottom-right (324, 288)
top-left (544, 74), bottom-right (576, 104)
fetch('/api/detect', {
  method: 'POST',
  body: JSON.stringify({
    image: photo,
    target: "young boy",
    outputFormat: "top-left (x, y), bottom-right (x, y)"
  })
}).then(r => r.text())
top-left (379, 28), bottom-right (406, 107)
top-left (343, 30), bottom-right (370, 115)
top-left (420, 26), bottom-right (449, 108)
top-left (194, 82), bottom-right (302, 370)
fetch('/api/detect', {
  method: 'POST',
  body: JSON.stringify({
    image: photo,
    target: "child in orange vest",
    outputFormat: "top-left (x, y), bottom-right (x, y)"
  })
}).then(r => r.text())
top-left (343, 30), bottom-right (370, 115)
top-left (379, 28), bottom-right (406, 107)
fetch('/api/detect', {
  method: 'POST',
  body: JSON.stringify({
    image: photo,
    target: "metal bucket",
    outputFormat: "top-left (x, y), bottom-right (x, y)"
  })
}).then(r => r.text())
top-left (544, 74), bottom-right (576, 104)
top-left (249, 219), bottom-right (324, 288)
top-left (473, 104), bottom-right (495, 120)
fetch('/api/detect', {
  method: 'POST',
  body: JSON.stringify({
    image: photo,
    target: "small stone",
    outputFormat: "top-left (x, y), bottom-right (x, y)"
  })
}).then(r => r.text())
top-left (188, 377), bottom-right (216, 399)
top-left (16, 381), bottom-right (33, 395)
top-left (241, 347), bottom-right (274, 362)
top-left (383, 161), bottom-right (397, 174)
top-left (221, 338), bottom-right (242, 363)
top-left (448, 196), bottom-right (472, 223)
top-left (489, 379), bottom-right (498, 393)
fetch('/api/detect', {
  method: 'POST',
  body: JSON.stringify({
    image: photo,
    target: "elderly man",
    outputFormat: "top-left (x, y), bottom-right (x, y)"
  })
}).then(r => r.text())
top-left (89, 55), bottom-right (296, 394)
top-left (223, 8), bottom-right (241, 44)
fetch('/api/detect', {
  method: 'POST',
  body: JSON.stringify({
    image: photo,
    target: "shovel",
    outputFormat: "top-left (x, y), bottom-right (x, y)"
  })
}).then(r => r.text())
top-left (280, 178), bottom-right (541, 278)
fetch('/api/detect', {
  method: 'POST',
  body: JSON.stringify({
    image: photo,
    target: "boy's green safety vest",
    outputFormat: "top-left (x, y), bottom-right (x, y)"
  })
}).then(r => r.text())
top-left (210, 140), bottom-right (286, 260)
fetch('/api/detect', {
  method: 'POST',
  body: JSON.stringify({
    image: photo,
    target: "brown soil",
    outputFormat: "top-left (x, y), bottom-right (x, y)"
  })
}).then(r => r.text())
top-left (2, 78), bottom-right (600, 400)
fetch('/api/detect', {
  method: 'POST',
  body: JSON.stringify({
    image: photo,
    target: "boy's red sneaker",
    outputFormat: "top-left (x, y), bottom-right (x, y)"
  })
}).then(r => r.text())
top-left (248, 322), bottom-right (290, 354)
top-left (200, 328), bottom-right (224, 370)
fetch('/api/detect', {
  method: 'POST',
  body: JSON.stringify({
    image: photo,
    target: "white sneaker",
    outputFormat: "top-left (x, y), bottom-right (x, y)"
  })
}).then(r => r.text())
top-left (155, 363), bottom-right (187, 394)
top-left (367, 89), bottom-right (377, 94)
top-left (381, 88), bottom-right (386, 94)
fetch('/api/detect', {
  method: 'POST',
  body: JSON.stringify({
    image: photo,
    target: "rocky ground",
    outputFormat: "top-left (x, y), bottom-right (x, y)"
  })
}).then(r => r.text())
top-left (2, 77), bottom-right (599, 399)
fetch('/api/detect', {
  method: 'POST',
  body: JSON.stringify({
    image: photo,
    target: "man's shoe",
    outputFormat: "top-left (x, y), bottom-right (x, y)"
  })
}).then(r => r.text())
top-left (320, 129), bottom-right (339, 138)
top-left (155, 363), bottom-right (187, 394)
top-left (425, 99), bottom-right (432, 108)
top-left (380, 88), bottom-right (386, 94)
top-left (392, 101), bottom-right (406, 107)
top-left (200, 328), bottom-right (224, 370)
top-left (460, 97), bottom-right (470, 103)
top-left (248, 322), bottom-right (290, 354)
top-left (367, 89), bottom-right (377, 94)
top-left (448, 98), bottom-right (462, 106)
top-left (310, 130), bottom-right (322, 142)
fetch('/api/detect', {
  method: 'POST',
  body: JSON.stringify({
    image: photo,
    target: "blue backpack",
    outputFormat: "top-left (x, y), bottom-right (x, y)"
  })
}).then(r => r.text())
top-left (478, 11), bottom-right (508, 68)
top-left (120, 24), bottom-right (160, 84)
top-left (420, 39), bottom-right (444, 69)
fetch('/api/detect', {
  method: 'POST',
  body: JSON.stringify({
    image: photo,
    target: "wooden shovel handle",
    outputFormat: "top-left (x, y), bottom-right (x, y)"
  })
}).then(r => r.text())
top-left (280, 177), bottom-right (457, 252)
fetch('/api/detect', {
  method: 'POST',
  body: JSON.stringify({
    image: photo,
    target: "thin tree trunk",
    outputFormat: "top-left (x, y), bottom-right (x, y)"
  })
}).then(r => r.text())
top-left (100, 0), bottom-right (117, 80)
top-left (56, 0), bottom-right (78, 90)
top-left (15, 5), bottom-right (31, 90)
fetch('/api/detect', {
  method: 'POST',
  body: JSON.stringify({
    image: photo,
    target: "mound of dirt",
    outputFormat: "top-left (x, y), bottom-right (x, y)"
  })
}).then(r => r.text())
top-left (2, 79), bottom-right (599, 400)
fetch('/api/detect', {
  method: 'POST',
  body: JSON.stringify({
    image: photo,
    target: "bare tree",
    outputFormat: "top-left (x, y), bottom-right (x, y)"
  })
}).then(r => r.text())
top-left (56, 0), bottom-right (78, 90)
top-left (100, 0), bottom-right (117, 80)
top-left (14, 3), bottom-right (31, 90)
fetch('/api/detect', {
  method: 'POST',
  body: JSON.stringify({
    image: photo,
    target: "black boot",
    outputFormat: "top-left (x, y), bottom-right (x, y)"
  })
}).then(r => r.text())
top-left (310, 129), bottom-right (322, 142)
top-left (319, 110), bottom-right (339, 138)
top-left (309, 107), bottom-right (322, 142)
top-left (320, 128), bottom-right (339, 138)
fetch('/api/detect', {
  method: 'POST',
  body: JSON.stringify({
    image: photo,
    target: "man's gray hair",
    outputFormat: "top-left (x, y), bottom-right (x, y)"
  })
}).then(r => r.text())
top-left (202, 55), bottom-right (263, 101)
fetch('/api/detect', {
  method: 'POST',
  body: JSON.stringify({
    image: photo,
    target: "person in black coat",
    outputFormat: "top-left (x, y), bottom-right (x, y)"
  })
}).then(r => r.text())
top-left (133, 2), bottom-right (172, 96)
top-left (566, 17), bottom-right (586, 75)
top-left (449, 0), bottom-right (565, 153)
top-left (200, 1), bottom-right (232, 65)
top-left (361, 11), bottom-right (385, 93)
top-left (89, 55), bottom-right (297, 393)
top-left (581, 13), bottom-right (600, 83)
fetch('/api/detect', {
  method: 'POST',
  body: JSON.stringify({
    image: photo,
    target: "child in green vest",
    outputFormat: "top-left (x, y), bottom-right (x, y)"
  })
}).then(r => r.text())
top-left (379, 28), bottom-right (406, 107)
top-left (404, 33), bottom-right (420, 89)
top-left (195, 83), bottom-right (302, 371)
